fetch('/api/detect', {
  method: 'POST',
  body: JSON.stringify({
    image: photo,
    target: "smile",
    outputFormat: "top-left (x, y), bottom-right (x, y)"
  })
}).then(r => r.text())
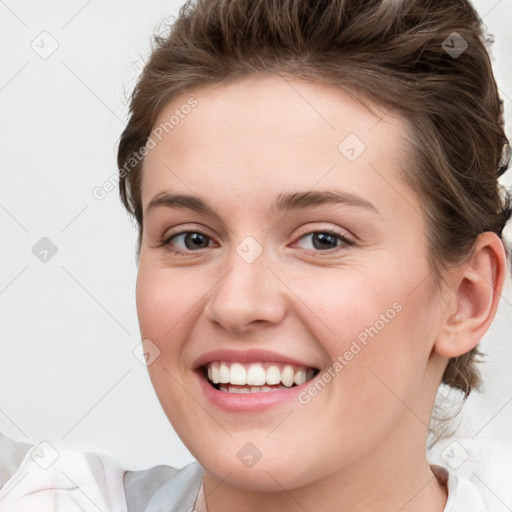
top-left (204, 361), bottom-right (318, 393)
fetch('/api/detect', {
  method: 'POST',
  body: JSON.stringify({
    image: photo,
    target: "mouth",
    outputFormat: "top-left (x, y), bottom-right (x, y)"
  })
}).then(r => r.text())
top-left (202, 361), bottom-right (320, 394)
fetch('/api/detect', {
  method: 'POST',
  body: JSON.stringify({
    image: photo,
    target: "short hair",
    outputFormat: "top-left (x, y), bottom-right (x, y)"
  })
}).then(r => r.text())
top-left (117, 0), bottom-right (511, 397)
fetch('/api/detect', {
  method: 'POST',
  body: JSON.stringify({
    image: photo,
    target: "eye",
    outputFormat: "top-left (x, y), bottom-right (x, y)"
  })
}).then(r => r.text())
top-left (294, 230), bottom-right (352, 251)
top-left (163, 231), bottom-right (214, 252)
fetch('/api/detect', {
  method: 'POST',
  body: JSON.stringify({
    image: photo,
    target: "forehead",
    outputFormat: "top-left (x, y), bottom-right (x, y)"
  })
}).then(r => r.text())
top-left (141, 74), bottom-right (416, 217)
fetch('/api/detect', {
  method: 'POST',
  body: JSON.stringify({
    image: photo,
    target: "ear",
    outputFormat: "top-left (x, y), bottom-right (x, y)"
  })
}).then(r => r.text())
top-left (434, 232), bottom-right (507, 358)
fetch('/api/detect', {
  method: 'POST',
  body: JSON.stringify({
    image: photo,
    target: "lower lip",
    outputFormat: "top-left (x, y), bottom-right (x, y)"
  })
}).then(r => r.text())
top-left (196, 371), bottom-right (313, 412)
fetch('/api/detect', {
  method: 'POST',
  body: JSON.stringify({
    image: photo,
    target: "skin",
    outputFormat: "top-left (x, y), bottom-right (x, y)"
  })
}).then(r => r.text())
top-left (135, 73), bottom-right (506, 512)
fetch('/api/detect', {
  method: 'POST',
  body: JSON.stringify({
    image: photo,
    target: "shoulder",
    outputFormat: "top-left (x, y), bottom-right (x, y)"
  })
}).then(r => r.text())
top-left (0, 431), bottom-right (202, 512)
top-left (429, 436), bottom-right (512, 512)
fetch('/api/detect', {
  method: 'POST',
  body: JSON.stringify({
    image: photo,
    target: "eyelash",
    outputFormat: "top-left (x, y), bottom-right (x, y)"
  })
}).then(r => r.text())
top-left (159, 228), bottom-right (353, 256)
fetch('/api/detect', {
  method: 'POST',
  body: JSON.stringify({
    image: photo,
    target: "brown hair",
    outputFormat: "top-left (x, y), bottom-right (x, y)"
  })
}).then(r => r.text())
top-left (117, 0), bottom-right (510, 397)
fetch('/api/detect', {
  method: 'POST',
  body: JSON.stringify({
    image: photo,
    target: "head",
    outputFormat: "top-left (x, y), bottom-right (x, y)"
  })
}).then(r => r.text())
top-left (118, 0), bottom-right (510, 491)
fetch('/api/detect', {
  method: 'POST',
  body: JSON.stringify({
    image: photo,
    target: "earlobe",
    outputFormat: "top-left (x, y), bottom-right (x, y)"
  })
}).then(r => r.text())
top-left (434, 232), bottom-right (507, 359)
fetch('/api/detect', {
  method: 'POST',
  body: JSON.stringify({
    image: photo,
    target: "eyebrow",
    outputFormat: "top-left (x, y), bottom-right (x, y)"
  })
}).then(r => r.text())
top-left (145, 189), bottom-right (378, 217)
top-left (274, 190), bottom-right (377, 213)
top-left (147, 192), bottom-right (219, 217)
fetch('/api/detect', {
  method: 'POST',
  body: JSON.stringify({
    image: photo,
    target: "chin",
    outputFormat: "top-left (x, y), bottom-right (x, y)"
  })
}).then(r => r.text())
top-left (194, 442), bottom-right (328, 492)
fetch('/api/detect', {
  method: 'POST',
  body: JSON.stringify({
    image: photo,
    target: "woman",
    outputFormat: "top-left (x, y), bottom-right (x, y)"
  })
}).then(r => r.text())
top-left (1, 0), bottom-right (511, 510)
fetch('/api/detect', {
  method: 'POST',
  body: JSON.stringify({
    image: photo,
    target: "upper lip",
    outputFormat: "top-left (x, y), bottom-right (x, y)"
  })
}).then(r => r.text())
top-left (193, 348), bottom-right (319, 370)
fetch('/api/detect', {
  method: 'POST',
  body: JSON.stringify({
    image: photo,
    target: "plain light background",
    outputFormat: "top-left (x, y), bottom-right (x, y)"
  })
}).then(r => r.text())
top-left (1, 0), bottom-right (511, 471)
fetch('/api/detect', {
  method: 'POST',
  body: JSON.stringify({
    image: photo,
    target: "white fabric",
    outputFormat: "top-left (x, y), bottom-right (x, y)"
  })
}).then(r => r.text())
top-left (0, 442), bottom-right (127, 512)
top-left (433, 437), bottom-right (512, 511)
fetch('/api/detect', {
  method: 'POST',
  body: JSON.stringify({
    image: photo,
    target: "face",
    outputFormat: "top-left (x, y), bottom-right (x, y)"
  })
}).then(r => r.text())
top-left (136, 74), bottom-right (448, 491)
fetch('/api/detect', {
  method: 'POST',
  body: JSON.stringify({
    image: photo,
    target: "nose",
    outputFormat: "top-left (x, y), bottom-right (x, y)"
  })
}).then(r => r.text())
top-left (203, 245), bottom-right (287, 333)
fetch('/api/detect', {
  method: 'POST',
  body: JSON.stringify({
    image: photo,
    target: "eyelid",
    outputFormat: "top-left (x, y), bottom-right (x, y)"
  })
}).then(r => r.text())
top-left (161, 223), bottom-right (213, 241)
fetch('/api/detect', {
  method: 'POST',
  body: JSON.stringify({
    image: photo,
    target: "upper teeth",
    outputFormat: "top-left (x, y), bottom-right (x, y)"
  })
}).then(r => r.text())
top-left (206, 361), bottom-right (315, 387)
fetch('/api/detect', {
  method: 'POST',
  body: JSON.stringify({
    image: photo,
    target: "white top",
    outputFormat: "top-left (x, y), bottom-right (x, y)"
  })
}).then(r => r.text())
top-left (0, 433), bottom-right (510, 511)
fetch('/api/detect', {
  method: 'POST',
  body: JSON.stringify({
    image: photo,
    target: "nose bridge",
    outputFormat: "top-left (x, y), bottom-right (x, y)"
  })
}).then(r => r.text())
top-left (205, 236), bottom-right (286, 330)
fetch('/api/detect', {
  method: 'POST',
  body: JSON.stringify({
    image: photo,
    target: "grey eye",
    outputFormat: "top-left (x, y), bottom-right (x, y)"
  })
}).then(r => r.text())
top-left (170, 232), bottom-right (211, 250)
top-left (297, 232), bottom-right (344, 251)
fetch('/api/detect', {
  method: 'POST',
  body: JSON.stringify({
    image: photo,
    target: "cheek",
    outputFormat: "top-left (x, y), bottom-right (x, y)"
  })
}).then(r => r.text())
top-left (294, 266), bottom-right (400, 349)
top-left (349, 288), bottom-right (438, 420)
top-left (136, 271), bottom-right (173, 342)
top-left (298, 262), bottom-right (436, 395)
top-left (135, 266), bottom-right (200, 421)
top-left (135, 264), bottom-right (203, 343)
